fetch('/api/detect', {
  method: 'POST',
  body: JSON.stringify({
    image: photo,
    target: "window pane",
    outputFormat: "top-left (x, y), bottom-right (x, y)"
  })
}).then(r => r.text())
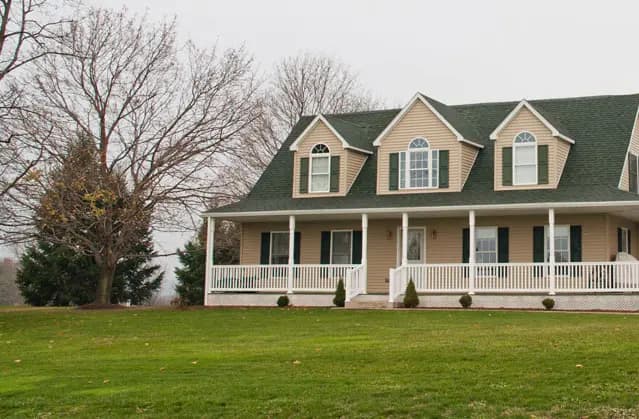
top-left (331, 231), bottom-right (351, 264)
top-left (515, 165), bottom-right (536, 184)
top-left (311, 174), bottom-right (329, 192)
top-left (475, 228), bottom-right (497, 264)
top-left (515, 145), bottom-right (536, 165)
top-left (311, 156), bottom-right (329, 174)
top-left (545, 225), bottom-right (570, 262)
top-left (271, 233), bottom-right (289, 264)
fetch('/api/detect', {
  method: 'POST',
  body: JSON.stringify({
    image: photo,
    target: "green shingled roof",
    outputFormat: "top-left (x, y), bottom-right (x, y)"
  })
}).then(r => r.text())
top-left (209, 93), bottom-right (639, 214)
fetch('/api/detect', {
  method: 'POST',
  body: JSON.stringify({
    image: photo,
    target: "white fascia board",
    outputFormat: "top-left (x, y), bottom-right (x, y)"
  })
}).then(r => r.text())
top-left (289, 114), bottom-right (350, 151)
top-left (203, 200), bottom-right (639, 218)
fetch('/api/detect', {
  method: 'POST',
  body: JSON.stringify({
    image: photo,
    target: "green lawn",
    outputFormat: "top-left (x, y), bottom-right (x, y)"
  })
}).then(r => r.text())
top-left (1, 307), bottom-right (638, 418)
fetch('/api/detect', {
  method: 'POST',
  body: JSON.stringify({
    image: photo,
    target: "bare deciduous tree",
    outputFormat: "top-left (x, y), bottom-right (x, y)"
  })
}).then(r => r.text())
top-left (0, 0), bottom-right (67, 237)
top-left (22, 7), bottom-right (259, 304)
top-left (230, 53), bottom-right (381, 193)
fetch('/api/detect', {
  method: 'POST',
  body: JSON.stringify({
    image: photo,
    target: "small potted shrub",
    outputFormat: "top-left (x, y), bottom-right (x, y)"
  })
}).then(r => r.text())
top-left (277, 295), bottom-right (290, 307)
top-left (403, 279), bottom-right (419, 308)
top-left (333, 279), bottom-right (346, 307)
top-left (459, 293), bottom-right (472, 309)
top-left (542, 297), bottom-right (555, 311)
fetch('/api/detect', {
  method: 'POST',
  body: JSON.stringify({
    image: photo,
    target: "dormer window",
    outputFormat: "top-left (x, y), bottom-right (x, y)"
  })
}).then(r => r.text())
top-left (399, 137), bottom-right (439, 189)
top-left (310, 144), bottom-right (330, 193)
top-left (513, 132), bottom-right (537, 185)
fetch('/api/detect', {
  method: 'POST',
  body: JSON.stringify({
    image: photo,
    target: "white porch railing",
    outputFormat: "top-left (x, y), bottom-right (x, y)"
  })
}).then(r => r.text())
top-left (345, 264), bottom-right (366, 302)
top-left (210, 264), bottom-right (362, 294)
top-left (389, 262), bottom-right (639, 303)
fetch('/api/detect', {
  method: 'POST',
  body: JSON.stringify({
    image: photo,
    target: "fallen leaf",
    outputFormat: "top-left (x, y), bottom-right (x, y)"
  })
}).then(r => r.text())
top-left (144, 342), bottom-right (149, 346)
top-left (159, 367), bottom-right (166, 372)
top-left (103, 379), bottom-right (110, 384)
top-left (14, 359), bottom-right (21, 363)
top-left (576, 364), bottom-right (584, 368)
top-left (293, 360), bottom-right (301, 365)
top-left (191, 361), bottom-right (198, 365)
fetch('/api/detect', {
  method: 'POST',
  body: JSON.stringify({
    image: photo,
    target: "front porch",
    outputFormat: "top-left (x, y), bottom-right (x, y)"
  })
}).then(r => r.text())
top-left (204, 204), bottom-right (639, 309)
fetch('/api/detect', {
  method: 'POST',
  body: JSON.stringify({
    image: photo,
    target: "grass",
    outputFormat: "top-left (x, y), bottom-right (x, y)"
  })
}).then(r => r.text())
top-left (1, 307), bottom-right (639, 418)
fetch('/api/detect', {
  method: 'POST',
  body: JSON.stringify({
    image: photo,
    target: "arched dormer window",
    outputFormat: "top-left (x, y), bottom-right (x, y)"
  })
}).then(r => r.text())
top-left (309, 143), bottom-right (330, 192)
top-left (399, 137), bottom-right (439, 188)
top-left (513, 131), bottom-right (537, 185)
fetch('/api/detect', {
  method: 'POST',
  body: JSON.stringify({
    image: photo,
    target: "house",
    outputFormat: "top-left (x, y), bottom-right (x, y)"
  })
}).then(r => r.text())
top-left (203, 92), bottom-right (639, 310)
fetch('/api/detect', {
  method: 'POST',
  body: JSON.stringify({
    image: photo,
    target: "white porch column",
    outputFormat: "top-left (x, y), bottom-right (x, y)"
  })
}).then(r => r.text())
top-left (468, 210), bottom-right (476, 294)
top-left (548, 208), bottom-right (556, 295)
top-left (204, 217), bottom-right (215, 303)
top-left (361, 213), bottom-right (368, 294)
top-left (401, 212), bottom-right (409, 266)
top-left (287, 215), bottom-right (295, 294)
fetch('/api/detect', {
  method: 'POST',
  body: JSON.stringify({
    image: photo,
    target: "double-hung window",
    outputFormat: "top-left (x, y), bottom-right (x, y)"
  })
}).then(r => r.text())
top-left (270, 232), bottom-right (289, 264)
top-left (399, 138), bottom-right (439, 189)
top-left (331, 231), bottom-right (352, 264)
top-left (544, 225), bottom-right (570, 262)
top-left (475, 227), bottom-right (497, 264)
top-left (513, 131), bottom-right (537, 185)
top-left (310, 144), bottom-right (330, 193)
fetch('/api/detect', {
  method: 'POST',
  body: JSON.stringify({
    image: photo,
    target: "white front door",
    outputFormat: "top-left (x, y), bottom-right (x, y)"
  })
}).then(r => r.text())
top-left (397, 227), bottom-right (426, 265)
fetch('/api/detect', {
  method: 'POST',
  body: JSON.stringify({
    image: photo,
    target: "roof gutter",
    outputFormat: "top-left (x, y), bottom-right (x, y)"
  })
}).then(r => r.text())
top-left (203, 200), bottom-right (639, 218)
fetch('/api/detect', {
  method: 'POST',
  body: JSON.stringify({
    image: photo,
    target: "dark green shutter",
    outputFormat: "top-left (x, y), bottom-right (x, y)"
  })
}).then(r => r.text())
top-left (570, 225), bottom-right (582, 262)
top-left (330, 156), bottom-right (340, 193)
top-left (629, 230), bottom-right (632, 254)
top-left (502, 147), bottom-right (513, 186)
top-left (629, 154), bottom-right (638, 193)
top-left (618, 228), bottom-right (623, 252)
top-left (293, 232), bottom-right (301, 264)
top-left (462, 228), bottom-right (470, 263)
top-left (498, 227), bottom-right (509, 263)
top-left (389, 153), bottom-right (399, 191)
top-left (538, 145), bottom-right (549, 184)
top-left (299, 158), bottom-right (309, 194)
top-left (260, 232), bottom-right (270, 264)
top-left (352, 231), bottom-right (362, 264)
top-left (533, 226), bottom-right (545, 262)
top-left (439, 150), bottom-right (449, 188)
top-left (320, 231), bottom-right (331, 264)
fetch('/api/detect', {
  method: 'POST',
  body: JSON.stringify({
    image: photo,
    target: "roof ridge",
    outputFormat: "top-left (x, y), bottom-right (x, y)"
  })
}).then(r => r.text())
top-left (314, 108), bottom-right (401, 118)
top-left (452, 92), bottom-right (639, 109)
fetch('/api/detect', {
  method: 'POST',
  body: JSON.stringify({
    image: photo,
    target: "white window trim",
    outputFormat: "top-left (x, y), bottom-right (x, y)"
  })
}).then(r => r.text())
top-left (512, 131), bottom-right (538, 186)
top-left (309, 144), bottom-right (331, 193)
top-left (620, 227), bottom-right (630, 253)
top-left (544, 224), bottom-right (571, 263)
top-left (399, 138), bottom-right (439, 190)
top-left (330, 229), bottom-right (353, 265)
top-left (395, 226), bottom-right (427, 265)
top-left (475, 226), bottom-right (498, 264)
top-left (269, 231), bottom-right (289, 265)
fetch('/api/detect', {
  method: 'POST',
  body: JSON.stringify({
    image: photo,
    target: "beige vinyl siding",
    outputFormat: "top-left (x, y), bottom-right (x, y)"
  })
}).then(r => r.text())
top-left (461, 143), bottom-right (478, 187)
top-left (619, 108), bottom-right (639, 190)
top-left (556, 140), bottom-right (571, 185)
top-left (239, 214), bottom-right (611, 293)
top-left (606, 215), bottom-right (639, 260)
top-left (494, 107), bottom-right (569, 190)
top-left (345, 149), bottom-right (368, 191)
top-left (376, 100), bottom-right (463, 194)
top-left (291, 120), bottom-right (348, 198)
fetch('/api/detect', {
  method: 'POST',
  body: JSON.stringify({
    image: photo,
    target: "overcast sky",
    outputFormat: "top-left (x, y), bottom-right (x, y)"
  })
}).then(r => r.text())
top-left (5, 0), bottom-right (638, 293)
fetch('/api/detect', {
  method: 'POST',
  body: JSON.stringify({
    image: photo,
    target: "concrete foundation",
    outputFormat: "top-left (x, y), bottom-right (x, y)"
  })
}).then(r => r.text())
top-left (206, 292), bottom-right (334, 307)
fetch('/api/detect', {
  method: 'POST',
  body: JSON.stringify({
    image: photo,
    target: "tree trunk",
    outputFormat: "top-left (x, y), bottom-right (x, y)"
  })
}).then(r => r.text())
top-left (95, 262), bottom-right (116, 305)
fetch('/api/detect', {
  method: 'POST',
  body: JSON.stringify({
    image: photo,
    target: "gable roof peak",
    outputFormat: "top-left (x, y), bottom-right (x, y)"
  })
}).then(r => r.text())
top-left (372, 92), bottom-right (484, 149)
top-left (288, 114), bottom-right (373, 155)
top-left (489, 99), bottom-right (575, 144)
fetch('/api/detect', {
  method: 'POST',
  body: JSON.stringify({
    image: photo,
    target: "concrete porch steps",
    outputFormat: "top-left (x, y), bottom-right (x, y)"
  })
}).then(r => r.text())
top-left (345, 294), bottom-right (391, 309)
